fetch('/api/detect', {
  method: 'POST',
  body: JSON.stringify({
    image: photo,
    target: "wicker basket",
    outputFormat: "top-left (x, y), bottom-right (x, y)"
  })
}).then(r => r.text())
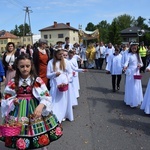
top-left (0, 124), bottom-right (22, 137)
top-left (58, 84), bottom-right (68, 92)
top-left (134, 75), bottom-right (142, 80)
top-left (0, 101), bottom-right (22, 136)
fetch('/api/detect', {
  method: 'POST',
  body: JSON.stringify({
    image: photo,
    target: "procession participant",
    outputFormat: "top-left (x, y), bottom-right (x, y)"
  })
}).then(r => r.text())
top-left (80, 44), bottom-right (87, 69)
top-left (0, 54), bottom-right (62, 150)
top-left (106, 46), bottom-right (122, 92)
top-left (63, 50), bottom-right (78, 106)
top-left (139, 41), bottom-right (147, 73)
top-left (2, 42), bottom-right (17, 86)
top-left (105, 43), bottom-right (114, 65)
top-left (62, 37), bottom-right (73, 50)
top-left (95, 43), bottom-right (100, 69)
top-left (68, 50), bottom-right (87, 98)
top-left (86, 43), bottom-right (96, 69)
top-left (140, 63), bottom-right (150, 114)
top-left (123, 42), bottom-right (143, 107)
top-left (33, 39), bottom-right (50, 89)
top-left (99, 41), bottom-right (106, 70)
top-left (47, 48), bottom-right (74, 123)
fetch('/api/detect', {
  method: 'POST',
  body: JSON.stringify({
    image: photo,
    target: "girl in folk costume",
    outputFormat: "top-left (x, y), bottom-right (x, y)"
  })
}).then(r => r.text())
top-left (123, 43), bottom-right (143, 107)
top-left (0, 54), bottom-right (62, 150)
top-left (63, 50), bottom-right (78, 107)
top-left (106, 46), bottom-right (122, 92)
top-left (2, 42), bottom-right (17, 86)
top-left (68, 50), bottom-right (87, 98)
top-left (47, 48), bottom-right (74, 123)
top-left (140, 63), bottom-right (150, 114)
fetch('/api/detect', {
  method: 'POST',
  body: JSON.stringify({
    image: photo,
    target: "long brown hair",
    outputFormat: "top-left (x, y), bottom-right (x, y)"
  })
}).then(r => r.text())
top-left (53, 49), bottom-right (66, 71)
top-left (14, 54), bottom-right (37, 92)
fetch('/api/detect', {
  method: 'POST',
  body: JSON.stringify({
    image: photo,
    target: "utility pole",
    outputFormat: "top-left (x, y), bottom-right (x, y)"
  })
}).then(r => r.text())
top-left (23, 6), bottom-right (33, 45)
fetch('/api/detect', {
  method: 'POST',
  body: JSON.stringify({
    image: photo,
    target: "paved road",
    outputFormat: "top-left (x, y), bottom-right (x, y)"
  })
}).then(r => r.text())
top-left (0, 69), bottom-right (150, 150)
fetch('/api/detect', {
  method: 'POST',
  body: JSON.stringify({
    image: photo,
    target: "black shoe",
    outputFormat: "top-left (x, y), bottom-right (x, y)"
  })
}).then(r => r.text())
top-left (112, 89), bottom-right (116, 92)
top-left (117, 86), bottom-right (120, 90)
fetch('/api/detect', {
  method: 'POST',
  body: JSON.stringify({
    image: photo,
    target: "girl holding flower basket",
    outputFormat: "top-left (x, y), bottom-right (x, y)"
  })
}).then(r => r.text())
top-left (47, 48), bottom-right (74, 123)
top-left (0, 54), bottom-right (62, 150)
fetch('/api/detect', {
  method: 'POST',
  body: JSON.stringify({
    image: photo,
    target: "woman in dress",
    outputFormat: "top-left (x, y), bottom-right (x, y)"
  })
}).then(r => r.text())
top-left (47, 48), bottom-right (74, 123)
top-left (2, 42), bottom-right (17, 86)
top-left (123, 42), bottom-right (143, 107)
top-left (33, 39), bottom-right (50, 89)
top-left (0, 54), bottom-right (62, 150)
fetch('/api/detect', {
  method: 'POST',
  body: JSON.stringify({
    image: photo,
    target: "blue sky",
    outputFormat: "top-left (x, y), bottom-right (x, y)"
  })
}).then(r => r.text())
top-left (1, 0), bottom-right (150, 34)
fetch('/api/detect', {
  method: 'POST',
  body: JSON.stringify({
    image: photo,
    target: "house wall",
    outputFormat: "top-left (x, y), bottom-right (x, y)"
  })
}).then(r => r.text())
top-left (0, 38), bottom-right (20, 53)
top-left (20, 36), bottom-right (33, 46)
top-left (41, 29), bottom-right (79, 46)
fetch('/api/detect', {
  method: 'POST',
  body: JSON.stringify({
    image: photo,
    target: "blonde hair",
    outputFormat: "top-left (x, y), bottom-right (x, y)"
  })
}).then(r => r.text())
top-left (53, 49), bottom-right (66, 71)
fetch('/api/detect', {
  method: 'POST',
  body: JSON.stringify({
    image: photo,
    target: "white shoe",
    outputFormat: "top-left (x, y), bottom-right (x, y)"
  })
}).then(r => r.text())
top-left (62, 118), bottom-right (66, 121)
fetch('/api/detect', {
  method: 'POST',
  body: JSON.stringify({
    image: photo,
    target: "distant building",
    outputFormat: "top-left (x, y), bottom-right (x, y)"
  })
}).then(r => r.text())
top-left (0, 30), bottom-right (40, 53)
top-left (32, 34), bottom-right (41, 44)
top-left (120, 26), bottom-right (149, 44)
top-left (0, 30), bottom-right (20, 52)
top-left (20, 35), bottom-right (33, 47)
top-left (39, 21), bottom-right (79, 45)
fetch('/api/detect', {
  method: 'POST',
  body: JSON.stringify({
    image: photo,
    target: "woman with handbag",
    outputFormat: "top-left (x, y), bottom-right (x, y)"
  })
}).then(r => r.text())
top-left (2, 42), bottom-right (17, 86)
top-left (123, 42), bottom-right (143, 107)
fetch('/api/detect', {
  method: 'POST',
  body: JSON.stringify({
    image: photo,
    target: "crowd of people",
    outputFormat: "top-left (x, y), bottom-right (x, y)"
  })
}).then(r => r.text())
top-left (0, 37), bottom-right (150, 149)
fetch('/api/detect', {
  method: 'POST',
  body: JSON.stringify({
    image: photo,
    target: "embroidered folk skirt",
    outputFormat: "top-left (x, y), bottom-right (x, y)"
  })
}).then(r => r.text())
top-left (0, 94), bottom-right (63, 149)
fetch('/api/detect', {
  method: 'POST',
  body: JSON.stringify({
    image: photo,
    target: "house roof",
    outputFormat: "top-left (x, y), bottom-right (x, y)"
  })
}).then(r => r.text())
top-left (120, 26), bottom-right (141, 34)
top-left (39, 22), bottom-right (78, 31)
top-left (120, 26), bottom-right (149, 34)
top-left (0, 30), bottom-right (18, 39)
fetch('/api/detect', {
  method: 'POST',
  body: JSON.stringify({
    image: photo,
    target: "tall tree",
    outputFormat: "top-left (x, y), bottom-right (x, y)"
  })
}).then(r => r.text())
top-left (85, 22), bottom-right (96, 31)
top-left (109, 19), bottom-right (122, 45)
top-left (96, 20), bottom-right (110, 43)
top-left (10, 25), bottom-right (19, 36)
top-left (114, 14), bottom-right (135, 31)
top-left (134, 16), bottom-right (149, 29)
top-left (10, 23), bottom-right (31, 36)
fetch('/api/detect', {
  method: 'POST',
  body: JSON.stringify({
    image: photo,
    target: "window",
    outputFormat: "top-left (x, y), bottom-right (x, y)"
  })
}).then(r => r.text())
top-left (23, 38), bottom-right (26, 41)
top-left (1, 40), bottom-right (3, 44)
top-left (73, 37), bottom-right (75, 41)
top-left (58, 34), bottom-right (64, 38)
top-left (44, 35), bottom-right (48, 39)
top-left (49, 34), bottom-right (51, 39)
top-left (4, 40), bottom-right (7, 44)
top-left (28, 38), bottom-right (30, 41)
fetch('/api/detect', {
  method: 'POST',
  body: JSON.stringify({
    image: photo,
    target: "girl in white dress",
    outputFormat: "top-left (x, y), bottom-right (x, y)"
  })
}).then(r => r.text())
top-left (123, 43), bottom-right (143, 107)
top-left (47, 48), bottom-right (74, 123)
top-left (68, 50), bottom-right (87, 98)
top-left (140, 63), bottom-right (150, 114)
top-left (63, 50), bottom-right (78, 106)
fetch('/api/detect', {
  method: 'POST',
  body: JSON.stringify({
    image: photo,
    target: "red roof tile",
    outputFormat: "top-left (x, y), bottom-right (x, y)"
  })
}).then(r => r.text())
top-left (0, 30), bottom-right (18, 39)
